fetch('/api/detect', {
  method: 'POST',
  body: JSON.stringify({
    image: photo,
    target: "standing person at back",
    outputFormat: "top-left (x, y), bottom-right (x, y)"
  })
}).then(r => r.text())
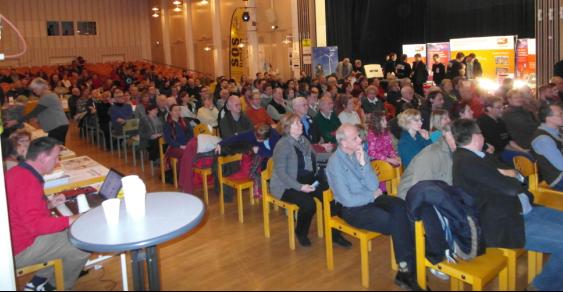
top-left (6, 78), bottom-right (69, 144)
top-left (411, 53), bottom-right (429, 96)
top-left (463, 53), bottom-right (483, 80)
top-left (447, 52), bottom-right (466, 80)
top-left (335, 58), bottom-right (353, 81)
top-left (431, 54), bottom-right (446, 87)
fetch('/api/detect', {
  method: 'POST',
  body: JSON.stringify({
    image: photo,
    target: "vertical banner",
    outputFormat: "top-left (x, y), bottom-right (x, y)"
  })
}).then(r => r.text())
top-left (426, 42), bottom-right (450, 80)
top-left (302, 38), bottom-right (313, 65)
top-left (229, 8), bottom-right (248, 82)
top-left (516, 38), bottom-right (536, 80)
top-left (312, 46), bottom-right (339, 77)
top-left (402, 44), bottom-right (427, 64)
top-left (450, 35), bottom-right (516, 81)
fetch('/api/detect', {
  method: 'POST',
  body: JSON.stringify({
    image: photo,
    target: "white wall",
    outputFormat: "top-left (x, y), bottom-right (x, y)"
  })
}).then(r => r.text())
top-left (0, 143), bottom-right (16, 290)
top-left (0, 0), bottom-right (152, 67)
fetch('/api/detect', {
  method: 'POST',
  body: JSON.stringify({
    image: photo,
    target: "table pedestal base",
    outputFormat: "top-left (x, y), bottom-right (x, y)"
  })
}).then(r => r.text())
top-left (130, 246), bottom-right (160, 291)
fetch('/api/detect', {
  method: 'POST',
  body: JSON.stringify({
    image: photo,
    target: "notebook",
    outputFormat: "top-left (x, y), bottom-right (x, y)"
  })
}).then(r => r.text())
top-left (56, 168), bottom-right (124, 216)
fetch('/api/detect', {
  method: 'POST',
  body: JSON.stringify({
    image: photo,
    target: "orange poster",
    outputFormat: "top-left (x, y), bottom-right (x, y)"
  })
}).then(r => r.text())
top-left (450, 36), bottom-right (516, 81)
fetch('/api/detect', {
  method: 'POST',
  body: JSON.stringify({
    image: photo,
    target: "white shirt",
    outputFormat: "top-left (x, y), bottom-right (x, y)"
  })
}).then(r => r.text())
top-left (338, 111), bottom-right (361, 125)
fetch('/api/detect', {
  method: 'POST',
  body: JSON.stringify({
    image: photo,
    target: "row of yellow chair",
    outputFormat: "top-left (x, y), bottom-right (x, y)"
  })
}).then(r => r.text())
top-left (260, 159), bottom-right (545, 290)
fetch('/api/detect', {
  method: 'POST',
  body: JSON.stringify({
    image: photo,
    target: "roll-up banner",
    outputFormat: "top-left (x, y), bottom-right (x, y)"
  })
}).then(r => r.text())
top-left (426, 42), bottom-right (450, 81)
top-left (516, 38), bottom-right (536, 80)
top-left (229, 8), bottom-right (248, 82)
top-left (450, 35), bottom-right (516, 80)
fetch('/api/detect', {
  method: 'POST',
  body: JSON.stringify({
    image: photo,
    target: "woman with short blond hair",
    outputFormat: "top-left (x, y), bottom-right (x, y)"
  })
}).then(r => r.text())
top-left (397, 109), bottom-right (432, 168)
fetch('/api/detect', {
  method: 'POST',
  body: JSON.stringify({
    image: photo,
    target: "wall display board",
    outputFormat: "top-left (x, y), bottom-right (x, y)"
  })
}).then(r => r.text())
top-left (516, 38), bottom-right (536, 80)
top-left (402, 44), bottom-right (427, 64)
top-left (450, 35), bottom-right (516, 81)
top-left (312, 46), bottom-right (339, 77)
top-left (426, 42), bottom-right (450, 81)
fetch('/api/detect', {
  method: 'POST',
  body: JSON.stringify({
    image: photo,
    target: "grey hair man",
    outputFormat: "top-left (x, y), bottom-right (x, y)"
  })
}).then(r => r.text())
top-left (326, 124), bottom-right (421, 291)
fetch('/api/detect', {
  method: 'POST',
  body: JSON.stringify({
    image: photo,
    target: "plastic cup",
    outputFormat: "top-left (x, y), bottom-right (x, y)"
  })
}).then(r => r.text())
top-left (76, 194), bottom-right (90, 214)
top-left (102, 198), bottom-right (121, 226)
top-left (121, 175), bottom-right (147, 220)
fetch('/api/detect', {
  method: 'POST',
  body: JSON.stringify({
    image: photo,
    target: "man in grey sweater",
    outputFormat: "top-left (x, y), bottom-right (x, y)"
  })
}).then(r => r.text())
top-left (326, 124), bottom-right (421, 291)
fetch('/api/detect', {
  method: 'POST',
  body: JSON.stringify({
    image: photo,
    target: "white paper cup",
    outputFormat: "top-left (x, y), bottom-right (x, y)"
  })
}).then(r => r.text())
top-left (122, 175), bottom-right (147, 220)
top-left (102, 198), bottom-right (121, 226)
top-left (76, 194), bottom-right (90, 214)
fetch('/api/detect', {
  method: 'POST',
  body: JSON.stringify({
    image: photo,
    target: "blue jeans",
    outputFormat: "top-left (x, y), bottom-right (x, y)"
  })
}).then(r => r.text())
top-left (551, 178), bottom-right (563, 192)
top-left (524, 207), bottom-right (563, 290)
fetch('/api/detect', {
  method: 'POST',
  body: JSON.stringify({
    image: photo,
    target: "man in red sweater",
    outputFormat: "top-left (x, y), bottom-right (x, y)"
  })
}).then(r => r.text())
top-left (7, 137), bottom-right (90, 290)
top-left (245, 90), bottom-right (275, 126)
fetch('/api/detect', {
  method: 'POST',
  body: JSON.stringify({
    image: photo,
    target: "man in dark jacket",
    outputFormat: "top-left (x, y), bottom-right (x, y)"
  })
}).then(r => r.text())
top-left (431, 54), bottom-right (446, 87)
top-left (447, 52), bottom-right (465, 80)
top-left (463, 53), bottom-right (483, 80)
top-left (451, 119), bottom-right (563, 291)
top-left (411, 54), bottom-right (428, 96)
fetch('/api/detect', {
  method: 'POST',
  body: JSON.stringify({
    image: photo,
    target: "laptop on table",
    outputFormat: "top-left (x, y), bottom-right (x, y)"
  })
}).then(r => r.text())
top-left (56, 169), bottom-right (124, 216)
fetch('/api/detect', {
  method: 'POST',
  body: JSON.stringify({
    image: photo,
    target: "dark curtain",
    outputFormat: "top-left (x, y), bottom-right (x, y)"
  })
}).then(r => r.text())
top-left (326, 0), bottom-right (534, 65)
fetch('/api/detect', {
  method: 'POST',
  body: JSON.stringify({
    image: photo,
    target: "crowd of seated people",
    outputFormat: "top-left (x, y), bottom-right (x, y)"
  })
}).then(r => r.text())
top-left (2, 53), bottom-right (563, 291)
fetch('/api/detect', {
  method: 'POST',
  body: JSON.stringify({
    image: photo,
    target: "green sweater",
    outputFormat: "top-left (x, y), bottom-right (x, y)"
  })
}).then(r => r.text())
top-left (313, 112), bottom-right (341, 144)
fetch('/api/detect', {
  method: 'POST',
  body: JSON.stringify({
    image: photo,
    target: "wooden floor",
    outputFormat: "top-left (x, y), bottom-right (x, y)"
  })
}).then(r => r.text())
top-left (33, 124), bottom-right (535, 291)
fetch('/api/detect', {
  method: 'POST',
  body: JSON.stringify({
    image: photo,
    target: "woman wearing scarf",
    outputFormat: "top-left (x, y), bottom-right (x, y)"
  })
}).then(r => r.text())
top-left (269, 113), bottom-right (350, 248)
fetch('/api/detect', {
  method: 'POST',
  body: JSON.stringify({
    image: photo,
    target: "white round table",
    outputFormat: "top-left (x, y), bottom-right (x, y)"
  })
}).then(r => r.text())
top-left (69, 192), bottom-right (206, 291)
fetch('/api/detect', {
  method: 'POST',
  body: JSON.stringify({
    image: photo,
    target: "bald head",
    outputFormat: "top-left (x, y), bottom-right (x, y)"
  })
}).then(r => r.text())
top-left (227, 95), bottom-right (242, 113)
top-left (336, 124), bottom-right (361, 154)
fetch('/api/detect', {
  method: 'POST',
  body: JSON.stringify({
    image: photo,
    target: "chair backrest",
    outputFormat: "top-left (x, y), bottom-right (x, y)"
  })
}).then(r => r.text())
top-left (322, 189), bottom-right (335, 224)
top-left (23, 101), bottom-right (38, 116)
top-left (261, 159), bottom-right (274, 197)
top-left (217, 154), bottom-right (243, 182)
top-left (123, 118), bottom-right (139, 133)
top-left (194, 123), bottom-right (212, 137)
top-left (371, 160), bottom-right (400, 196)
top-left (513, 155), bottom-right (539, 191)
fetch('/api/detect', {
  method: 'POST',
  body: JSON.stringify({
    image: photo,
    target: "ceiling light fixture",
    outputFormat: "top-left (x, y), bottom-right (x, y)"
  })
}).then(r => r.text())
top-left (200, 0), bottom-right (208, 4)
top-left (173, 5), bottom-right (182, 12)
top-left (173, 0), bottom-right (182, 5)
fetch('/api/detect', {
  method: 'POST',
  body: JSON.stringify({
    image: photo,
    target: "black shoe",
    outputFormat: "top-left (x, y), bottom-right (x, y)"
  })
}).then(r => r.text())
top-left (24, 276), bottom-right (56, 291)
top-left (79, 269), bottom-right (90, 278)
top-left (296, 235), bottom-right (312, 247)
top-left (394, 272), bottom-right (424, 291)
top-left (332, 235), bottom-right (352, 248)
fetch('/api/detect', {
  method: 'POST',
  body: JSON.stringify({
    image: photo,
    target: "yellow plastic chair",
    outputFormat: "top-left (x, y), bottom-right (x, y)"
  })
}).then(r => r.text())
top-left (513, 156), bottom-right (563, 210)
top-left (193, 124), bottom-right (214, 205)
top-left (261, 159), bottom-right (323, 250)
top-left (323, 189), bottom-right (388, 288)
top-left (371, 160), bottom-right (401, 196)
top-left (499, 248), bottom-right (544, 290)
top-left (371, 160), bottom-right (400, 272)
top-left (217, 154), bottom-right (254, 223)
top-left (415, 221), bottom-right (509, 291)
top-left (16, 259), bottom-right (64, 291)
top-left (159, 137), bottom-right (178, 188)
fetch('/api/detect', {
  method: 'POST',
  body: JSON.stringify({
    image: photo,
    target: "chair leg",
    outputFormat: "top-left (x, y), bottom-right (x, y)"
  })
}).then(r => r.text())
top-left (287, 209), bottom-right (296, 250)
top-left (325, 225), bottom-right (334, 270)
top-left (360, 237), bottom-right (370, 288)
top-left (506, 251), bottom-right (517, 291)
top-left (390, 240), bottom-right (398, 271)
top-left (528, 251), bottom-right (543, 284)
top-left (132, 144), bottom-right (137, 167)
top-left (249, 185), bottom-right (255, 206)
top-left (472, 278), bottom-right (483, 291)
top-left (450, 278), bottom-right (463, 291)
top-left (123, 139), bottom-right (128, 163)
top-left (140, 150), bottom-right (145, 172)
top-left (237, 187), bottom-right (244, 223)
top-left (202, 174), bottom-right (209, 205)
top-left (160, 157), bottom-right (166, 184)
top-left (219, 182), bottom-right (225, 215)
top-left (263, 199), bottom-right (271, 238)
top-left (499, 266), bottom-right (509, 291)
top-left (172, 160), bottom-right (178, 189)
top-left (53, 259), bottom-right (65, 291)
top-left (314, 198), bottom-right (323, 238)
